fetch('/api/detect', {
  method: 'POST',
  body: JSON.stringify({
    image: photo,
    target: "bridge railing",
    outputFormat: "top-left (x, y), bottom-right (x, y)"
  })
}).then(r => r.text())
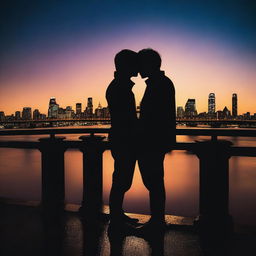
top-left (1, 118), bottom-right (256, 127)
top-left (0, 128), bottom-right (256, 233)
top-left (1, 127), bottom-right (256, 140)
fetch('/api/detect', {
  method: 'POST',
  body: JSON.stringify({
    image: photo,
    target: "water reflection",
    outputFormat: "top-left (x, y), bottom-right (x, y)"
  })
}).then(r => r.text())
top-left (0, 133), bottom-right (256, 226)
top-left (0, 148), bottom-right (41, 200)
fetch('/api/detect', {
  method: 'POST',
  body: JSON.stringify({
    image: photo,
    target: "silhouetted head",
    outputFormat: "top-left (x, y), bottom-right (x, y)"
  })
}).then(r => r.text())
top-left (138, 48), bottom-right (161, 78)
top-left (114, 49), bottom-right (138, 78)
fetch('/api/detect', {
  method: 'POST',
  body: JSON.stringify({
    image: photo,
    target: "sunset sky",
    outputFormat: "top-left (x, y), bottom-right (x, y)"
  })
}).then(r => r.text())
top-left (0, 0), bottom-right (256, 115)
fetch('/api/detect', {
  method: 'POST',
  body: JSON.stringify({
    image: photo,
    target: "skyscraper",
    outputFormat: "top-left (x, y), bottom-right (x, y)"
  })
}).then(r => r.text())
top-left (48, 97), bottom-right (59, 118)
top-left (102, 107), bottom-right (110, 118)
top-left (85, 97), bottom-right (93, 117)
top-left (232, 93), bottom-right (237, 117)
top-left (95, 102), bottom-right (103, 118)
top-left (0, 111), bottom-right (5, 121)
top-left (76, 103), bottom-right (82, 115)
top-left (58, 107), bottom-right (66, 119)
top-left (208, 93), bottom-right (215, 115)
top-left (185, 99), bottom-right (197, 117)
top-left (22, 107), bottom-right (32, 120)
top-left (15, 111), bottom-right (21, 120)
top-left (65, 106), bottom-right (74, 119)
top-left (177, 106), bottom-right (185, 118)
top-left (33, 109), bottom-right (40, 120)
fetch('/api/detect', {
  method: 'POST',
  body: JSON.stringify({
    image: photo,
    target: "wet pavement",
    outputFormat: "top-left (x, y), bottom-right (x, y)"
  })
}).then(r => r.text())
top-left (0, 201), bottom-right (256, 256)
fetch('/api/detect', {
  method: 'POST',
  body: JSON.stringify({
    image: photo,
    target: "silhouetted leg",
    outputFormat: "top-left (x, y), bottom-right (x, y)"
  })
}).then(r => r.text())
top-left (147, 228), bottom-right (165, 256)
top-left (138, 152), bottom-right (166, 223)
top-left (109, 149), bottom-right (136, 219)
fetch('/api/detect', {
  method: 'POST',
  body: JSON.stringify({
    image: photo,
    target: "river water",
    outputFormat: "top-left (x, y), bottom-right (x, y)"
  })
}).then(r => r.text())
top-left (0, 126), bottom-right (255, 227)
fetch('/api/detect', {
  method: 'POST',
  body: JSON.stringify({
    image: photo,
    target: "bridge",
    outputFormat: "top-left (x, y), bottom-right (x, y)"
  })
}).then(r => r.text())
top-left (1, 118), bottom-right (256, 127)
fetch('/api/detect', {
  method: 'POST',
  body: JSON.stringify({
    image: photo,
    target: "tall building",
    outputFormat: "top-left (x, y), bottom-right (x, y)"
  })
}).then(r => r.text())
top-left (85, 97), bottom-right (93, 117)
top-left (22, 107), bottom-right (32, 120)
top-left (95, 103), bottom-right (103, 118)
top-left (177, 106), bottom-right (185, 118)
top-left (33, 109), bottom-right (40, 120)
top-left (48, 97), bottom-right (59, 119)
top-left (76, 103), bottom-right (82, 115)
top-left (65, 106), bottom-right (74, 119)
top-left (15, 111), bottom-right (21, 120)
top-left (185, 99), bottom-right (197, 117)
top-left (102, 107), bottom-right (110, 118)
top-left (0, 111), bottom-right (5, 121)
top-left (208, 93), bottom-right (216, 115)
top-left (223, 106), bottom-right (231, 118)
top-left (232, 93), bottom-right (238, 117)
top-left (58, 107), bottom-right (66, 119)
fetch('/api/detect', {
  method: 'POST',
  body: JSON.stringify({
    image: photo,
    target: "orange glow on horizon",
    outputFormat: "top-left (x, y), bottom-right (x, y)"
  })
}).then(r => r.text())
top-left (1, 32), bottom-right (255, 115)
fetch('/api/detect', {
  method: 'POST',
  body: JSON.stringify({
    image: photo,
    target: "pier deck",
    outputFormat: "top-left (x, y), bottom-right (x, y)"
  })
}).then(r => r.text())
top-left (1, 201), bottom-right (256, 256)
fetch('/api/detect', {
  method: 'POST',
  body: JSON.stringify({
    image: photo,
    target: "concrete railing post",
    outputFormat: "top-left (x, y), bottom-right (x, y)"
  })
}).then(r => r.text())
top-left (194, 140), bottom-right (233, 234)
top-left (39, 136), bottom-right (66, 215)
top-left (79, 135), bottom-right (105, 217)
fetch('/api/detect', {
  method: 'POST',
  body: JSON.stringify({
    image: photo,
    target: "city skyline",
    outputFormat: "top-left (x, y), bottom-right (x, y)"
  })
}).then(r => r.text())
top-left (0, 69), bottom-right (255, 116)
top-left (1, 85), bottom-right (254, 116)
top-left (1, 1), bottom-right (256, 116)
top-left (1, 92), bottom-right (255, 120)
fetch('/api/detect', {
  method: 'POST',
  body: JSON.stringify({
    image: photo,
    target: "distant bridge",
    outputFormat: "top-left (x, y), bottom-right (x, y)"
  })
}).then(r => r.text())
top-left (0, 118), bottom-right (111, 124)
top-left (176, 119), bottom-right (256, 126)
top-left (0, 118), bottom-right (256, 126)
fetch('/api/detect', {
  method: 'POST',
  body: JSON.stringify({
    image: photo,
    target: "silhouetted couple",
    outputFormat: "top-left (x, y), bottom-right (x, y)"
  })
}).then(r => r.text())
top-left (106, 48), bottom-right (176, 234)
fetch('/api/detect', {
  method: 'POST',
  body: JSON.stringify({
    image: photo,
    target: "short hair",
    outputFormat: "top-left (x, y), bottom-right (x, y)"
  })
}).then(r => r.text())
top-left (114, 49), bottom-right (137, 71)
top-left (138, 48), bottom-right (161, 69)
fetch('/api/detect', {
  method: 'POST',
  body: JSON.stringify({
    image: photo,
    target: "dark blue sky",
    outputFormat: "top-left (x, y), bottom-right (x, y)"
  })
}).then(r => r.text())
top-left (1, 0), bottom-right (256, 60)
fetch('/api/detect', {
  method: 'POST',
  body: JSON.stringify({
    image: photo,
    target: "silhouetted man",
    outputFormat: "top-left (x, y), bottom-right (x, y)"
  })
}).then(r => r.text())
top-left (137, 48), bottom-right (176, 231)
top-left (106, 49), bottom-right (139, 224)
